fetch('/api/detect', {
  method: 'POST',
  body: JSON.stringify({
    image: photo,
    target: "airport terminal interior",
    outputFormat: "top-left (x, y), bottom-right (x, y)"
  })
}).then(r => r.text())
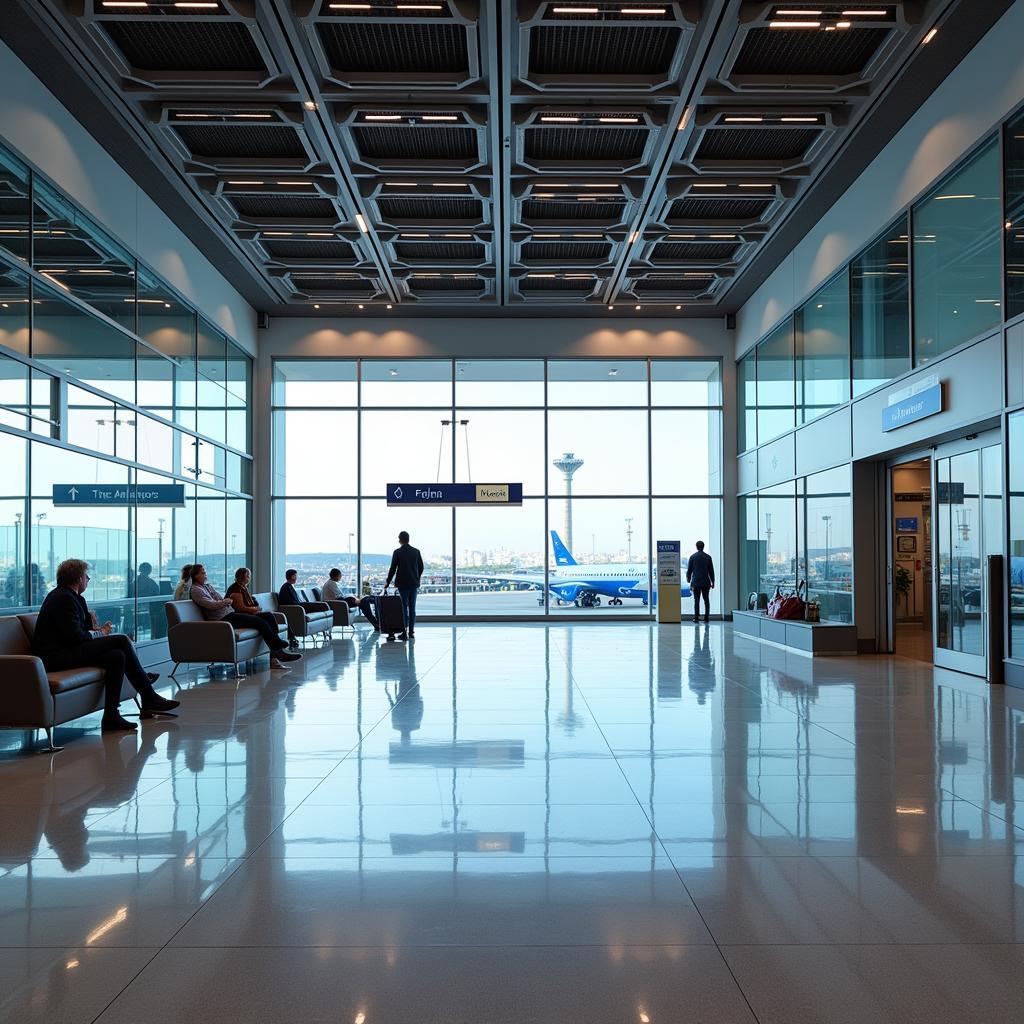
top-left (2, 0), bottom-right (1024, 1021)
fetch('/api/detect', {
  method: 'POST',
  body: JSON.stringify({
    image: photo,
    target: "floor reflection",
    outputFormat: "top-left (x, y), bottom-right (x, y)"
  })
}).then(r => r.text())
top-left (2, 623), bottom-right (1024, 1022)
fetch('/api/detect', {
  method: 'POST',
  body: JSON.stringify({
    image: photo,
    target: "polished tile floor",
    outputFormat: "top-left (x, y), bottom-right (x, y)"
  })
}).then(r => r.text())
top-left (2, 623), bottom-right (1024, 1023)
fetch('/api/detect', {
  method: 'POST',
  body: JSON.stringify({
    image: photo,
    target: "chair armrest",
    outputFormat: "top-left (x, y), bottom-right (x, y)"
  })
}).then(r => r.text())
top-left (326, 600), bottom-right (351, 624)
top-left (0, 655), bottom-right (53, 728)
top-left (279, 605), bottom-right (307, 631)
top-left (300, 601), bottom-right (331, 613)
top-left (167, 620), bottom-right (238, 662)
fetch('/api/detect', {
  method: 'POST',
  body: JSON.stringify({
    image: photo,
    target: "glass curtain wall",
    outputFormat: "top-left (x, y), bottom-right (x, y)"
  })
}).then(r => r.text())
top-left (0, 138), bottom-right (253, 644)
top-left (272, 359), bottom-right (724, 618)
top-left (1010, 412), bottom-right (1024, 657)
top-left (797, 272), bottom-right (851, 423)
top-left (1007, 110), bottom-right (1024, 320)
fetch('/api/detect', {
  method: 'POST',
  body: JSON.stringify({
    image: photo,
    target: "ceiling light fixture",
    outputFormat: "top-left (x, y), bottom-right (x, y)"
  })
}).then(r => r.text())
top-left (923, 27), bottom-right (938, 43)
top-left (635, 304), bottom-right (641, 310)
top-left (329, 3), bottom-right (372, 7)
top-left (629, 231), bottom-right (640, 244)
top-left (677, 106), bottom-right (692, 131)
top-left (364, 114), bottom-right (401, 121)
top-left (599, 116), bottom-right (640, 123)
top-left (775, 8), bottom-right (821, 13)
top-left (358, 304), bottom-right (364, 309)
top-left (739, 183), bottom-right (773, 188)
top-left (356, 214), bottom-right (369, 233)
top-left (175, 2), bottom-right (220, 7)
top-left (934, 194), bottom-right (975, 200)
top-left (227, 180), bottom-right (264, 185)
top-left (768, 20), bottom-right (821, 28)
top-left (620, 6), bottom-right (666, 13)
top-left (385, 181), bottom-right (418, 186)
top-left (843, 8), bottom-right (886, 14)
top-left (781, 116), bottom-right (819, 122)
top-left (836, 21), bottom-right (851, 28)
top-left (608, 305), bottom-right (614, 310)
top-left (540, 116), bottom-right (580, 123)
top-left (303, 100), bottom-right (318, 111)
top-left (422, 115), bottom-right (459, 121)
top-left (396, 3), bottom-right (444, 9)
top-left (387, 304), bottom-right (393, 309)
top-left (552, 5), bottom-right (599, 12)
top-left (102, 1), bottom-right (148, 6)
top-left (277, 180), bottom-right (313, 187)
top-left (724, 116), bottom-right (764, 123)
top-left (693, 183), bottom-right (728, 188)
top-left (233, 113), bottom-right (272, 119)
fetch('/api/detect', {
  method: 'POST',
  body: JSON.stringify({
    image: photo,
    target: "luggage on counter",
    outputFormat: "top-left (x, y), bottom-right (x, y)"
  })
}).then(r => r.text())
top-left (766, 581), bottom-right (807, 621)
top-left (378, 592), bottom-right (406, 636)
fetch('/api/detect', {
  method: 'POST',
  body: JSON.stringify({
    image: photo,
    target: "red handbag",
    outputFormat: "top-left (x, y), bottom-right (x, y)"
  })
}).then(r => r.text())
top-left (766, 582), bottom-right (807, 621)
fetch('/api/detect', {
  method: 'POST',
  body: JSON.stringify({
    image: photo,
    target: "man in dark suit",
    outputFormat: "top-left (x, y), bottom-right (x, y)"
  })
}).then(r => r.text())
top-left (384, 531), bottom-right (424, 641)
top-left (278, 568), bottom-right (307, 647)
top-left (685, 540), bottom-right (715, 624)
top-left (32, 559), bottom-right (179, 732)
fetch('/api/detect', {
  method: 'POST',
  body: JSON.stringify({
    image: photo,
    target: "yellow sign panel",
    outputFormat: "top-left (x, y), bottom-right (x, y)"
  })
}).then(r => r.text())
top-left (475, 484), bottom-right (509, 503)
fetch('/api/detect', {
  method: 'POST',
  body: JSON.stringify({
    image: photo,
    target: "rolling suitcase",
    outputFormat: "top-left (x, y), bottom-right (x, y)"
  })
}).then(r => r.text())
top-left (378, 592), bottom-right (406, 638)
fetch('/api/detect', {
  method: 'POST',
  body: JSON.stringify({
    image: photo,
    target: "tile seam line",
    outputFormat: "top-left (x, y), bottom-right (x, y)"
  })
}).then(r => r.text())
top-left (549, 627), bottom-right (765, 1024)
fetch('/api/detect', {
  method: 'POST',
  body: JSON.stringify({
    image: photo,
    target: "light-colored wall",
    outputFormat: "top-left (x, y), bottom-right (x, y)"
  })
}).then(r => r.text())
top-left (735, 0), bottom-right (1024, 356)
top-left (0, 40), bottom-right (257, 354)
top-left (255, 315), bottom-right (739, 613)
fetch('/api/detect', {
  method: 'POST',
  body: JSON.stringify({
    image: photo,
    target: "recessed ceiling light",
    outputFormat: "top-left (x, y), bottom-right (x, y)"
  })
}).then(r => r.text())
top-left (422, 115), bottom-right (459, 121)
top-left (675, 305), bottom-right (682, 310)
top-left (364, 114), bottom-right (401, 121)
top-left (598, 117), bottom-right (640, 123)
top-left (775, 8), bottom-right (822, 13)
top-left (768, 20), bottom-right (821, 29)
top-left (677, 106), bottom-right (692, 131)
top-left (843, 9), bottom-right (886, 15)
top-left (635, 305), bottom-right (641, 311)
top-left (356, 214), bottom-right (369, 233)
top-left (620, 6), bottom-right (666, 13)
top-left (724, 116), bottom-right (764, 123)
top-left (540, 116), bottom-right (580, 123)
top-left (923, 27), bottom-right (938, 43)
top-left (693, 183), bottom-right (728, 188)
top-left (227, 180), bottom-right (264, 185)
top-left (303, 100), bottom-right (318, 111)
top-left (608, 305), bottom-right (614, 310)
top-left (313, 304), bottom-right (320, 309)
top-left (396, 3), bottom-right (444, 8)
top-left (174, 2), bottom-right (220, 8)
top-left (552, 5), bottom-right (599, 11)
top-left (329, 3), bottom-right (371, 7)
top-left (358, 304), bottom-right (364, 309)
top-left (629, 231), bottom-right (640, 244)
top-left (836, 21), bottom-right (851, 28)
top-left (102, 1), bottom-right (148, 6)
top-left (781, 116), bottom-right (819, 123)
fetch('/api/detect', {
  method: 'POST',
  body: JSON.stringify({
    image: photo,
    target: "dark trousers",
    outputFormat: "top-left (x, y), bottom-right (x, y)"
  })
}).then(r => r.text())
top-left (397, 587), bottom-right (418, 632)
top-left (224, 612), bottom-right (287, 652)
top-left (42, 634), bottom-right (154, 712)
top-left (692, 585), bottom-right (711, 621)
top-left (357, 596), bottom-right (379, 629)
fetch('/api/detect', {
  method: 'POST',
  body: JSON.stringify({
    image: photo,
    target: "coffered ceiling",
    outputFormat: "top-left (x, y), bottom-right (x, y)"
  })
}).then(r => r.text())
top-left (2, 0), bottom-right (1011, 315)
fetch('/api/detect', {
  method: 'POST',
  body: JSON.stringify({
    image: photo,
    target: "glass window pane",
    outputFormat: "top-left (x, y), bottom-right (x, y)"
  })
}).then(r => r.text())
top-left (358, 500), bottom-right (452, 615)
top-left (548, 360), bottom-right (647, 406)
top-left (32, 282), bottom-right (136, 403)
top-left (29, 441), bottom-right (131, 615)
top-left (455, 360), bottom-right (544, 406)
top-left (653, 499), bottom-right (723, 617)
top-left (936, 451), bottom-right (982, 655)
top-left (137, 414), bottom-right (175, 474)
top-left (273, 499), bottom-right (357, 589)
top-left (67, 385), bottom-right (116, 457)
top-left (361, 410), bottom-right (452, 495)
top-left (227, 499), bottom-right (249, 581)
top-left (32, 179), bottom-right (137, 330)
top-left (0, 143), bottom-right (31, 265)
top-left (913, 138), bottom-right (1002, 363)
top-left (758, 482), bottom-right (797, 595)
top-left (197, 375), bottom-right (227, 445)
top-left (548, 411), bottom-right (648, 495)
top-left (169, 482), bottom-right (197, 592)
top-left (797, 272), bottom-right (850, 423)
top-left (1008, 112), bottom-right (1024, 320)
top-left (851, 219), bottom-right (910, 397)
top-left (651, 360), bottom-right (721, 406)
top-left (0, 431), bottom-right (28, 610)
top-left (756, 320), bottom-right (795, 444)
top-left (196, 487), bottom-right (226, 593)
top-left (737, 352), bottom-right (756, 452)
top-left (196, 439), bottom-right (226, 488)
top-left (227, 342), bottom-right (250, 404)
top-left (132, 472), bottom-right (178, 642)
top-left (361, 360), bottom-right (451, 406)
top-left (273, 360), bottom-right (357, 406)
top-left (0, 352), bottom-right (31, 432)
top-left (546, 497), bottom-right (649, 614)
top-left (453, 410), bottom-right (544, 494)
top-left (1010, 412), bottom-right (1024, 657)
top-left (739, 494), bottom-right (760, 601)
top-left (273, 410), bottom-right (357, 496)
top-left (804, 465), bottom-right (852, 622)
top-left (651, 410), bottom-right (721, 495)
top-left (455, 500), bottom-right (545, 615)
top-left (0, 262), bottom-right (30, 356)
top-left (198, 317), bottom-right (227, 387)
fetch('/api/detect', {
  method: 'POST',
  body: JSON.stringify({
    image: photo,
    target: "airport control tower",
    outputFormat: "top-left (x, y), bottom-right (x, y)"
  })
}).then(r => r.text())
top-left (552, 452), bottom-right (584, 554)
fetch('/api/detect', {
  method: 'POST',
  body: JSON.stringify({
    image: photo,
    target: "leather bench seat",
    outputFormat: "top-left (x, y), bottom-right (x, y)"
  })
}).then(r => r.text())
top-left (232, 627), bottom-right (261, 642)
top-left (47, 667), bottom-right (105, 693)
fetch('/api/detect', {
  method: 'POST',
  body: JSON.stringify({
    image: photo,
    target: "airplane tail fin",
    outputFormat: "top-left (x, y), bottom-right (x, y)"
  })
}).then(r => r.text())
top-left (550, 530), bottom-right (578, 566)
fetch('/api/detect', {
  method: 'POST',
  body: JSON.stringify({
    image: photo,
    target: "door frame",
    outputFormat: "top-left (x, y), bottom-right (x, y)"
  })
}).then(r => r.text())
top-left (931, 430), bottom-right (1002, 677)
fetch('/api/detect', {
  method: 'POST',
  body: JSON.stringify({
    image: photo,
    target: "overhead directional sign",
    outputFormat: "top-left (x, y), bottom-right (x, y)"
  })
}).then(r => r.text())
top-left (52, 484), bottom-right (186, 507)
top-left (882, 377), bottom-right (943, 432)
top-left (386, 483), bottom-right (523, 507)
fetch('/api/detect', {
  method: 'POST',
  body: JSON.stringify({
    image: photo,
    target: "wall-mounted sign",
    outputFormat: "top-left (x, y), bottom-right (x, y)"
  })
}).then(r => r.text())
top-left (897, 535), bottom-right (917, 553)
top-left (882, 376), bottom-right (943, 432)
top-left (386, 483), bottom-right (523, 507)
top-left (896, 517), bottom-right (919, 533)
top-left (52, 484), bottom-right (186, 507)
top-left (895, 492), bottom-right (925, 503)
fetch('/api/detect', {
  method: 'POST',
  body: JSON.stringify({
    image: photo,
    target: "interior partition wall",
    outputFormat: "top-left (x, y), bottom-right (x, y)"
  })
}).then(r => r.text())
top-left (271, 358), bottom-right (723, 619)
top-left (0, 137), bottom-right (253, 645)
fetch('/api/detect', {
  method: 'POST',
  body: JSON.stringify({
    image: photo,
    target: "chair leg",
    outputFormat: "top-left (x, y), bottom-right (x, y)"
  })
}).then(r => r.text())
top-left (38, 727), bottom-right (63, 754)
top-left (170, 663), bottom-right (180, 677)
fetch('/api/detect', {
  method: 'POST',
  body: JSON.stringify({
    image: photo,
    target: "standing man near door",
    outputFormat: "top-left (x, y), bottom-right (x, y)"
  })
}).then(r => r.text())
top-left (686, 540), bottom-right (715, 624)
top-left (384, 531), bottom-right (424, 641)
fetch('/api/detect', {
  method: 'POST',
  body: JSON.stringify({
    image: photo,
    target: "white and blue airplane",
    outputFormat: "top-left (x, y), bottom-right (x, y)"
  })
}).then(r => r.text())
top-left (464, 530), bottom-right (692, 608)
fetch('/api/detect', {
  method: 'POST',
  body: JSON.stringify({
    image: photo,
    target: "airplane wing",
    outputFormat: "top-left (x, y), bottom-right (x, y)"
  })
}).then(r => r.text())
top-left (458, 570), bottom-right (546, 589)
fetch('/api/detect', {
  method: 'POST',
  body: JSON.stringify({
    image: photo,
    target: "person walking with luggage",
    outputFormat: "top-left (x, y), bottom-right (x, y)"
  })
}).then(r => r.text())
top-left (384, 531), bottom-right (424, 641)
top-left (685, 540), bottom-right (715, 624)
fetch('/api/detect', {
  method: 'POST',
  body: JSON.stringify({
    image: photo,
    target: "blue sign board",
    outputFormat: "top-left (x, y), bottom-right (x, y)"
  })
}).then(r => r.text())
top-left (657, 541), bottom-right (680, 554)
top-left (387, 483), bottom-right (523, 507)
top-left (52, 484), bottom-right (186, 507)
top-left (895, 517), bottom-right (918, 533)
top-left (882, 382), bottom-right (942, 432)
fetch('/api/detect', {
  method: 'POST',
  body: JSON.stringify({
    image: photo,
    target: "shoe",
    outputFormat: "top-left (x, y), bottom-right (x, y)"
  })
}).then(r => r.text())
top-left (269, 657), bottom-right (293, 671)
top-left (141, 693), bottom-right (180, 714)
top-left (408, 630), bottom-right (415, 638)
top-left (396, 632), bottom-right (408, 641)
top-left (102, 712), bottom-right (137, 732)
top-left (277, 650), bottom-right (303, 662)
top-left (693, 617), bottom-right (700, 624)
top-left (703, 617), bottom-right (710, 624)
top-left (288, 640), bottom-right (300, 650)
top-left (146, 672), bottom-right (161, 684)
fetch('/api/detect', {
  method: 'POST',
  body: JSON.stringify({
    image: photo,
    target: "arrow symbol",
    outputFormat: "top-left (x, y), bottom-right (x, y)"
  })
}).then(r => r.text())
top-left (393, 487), bottom-right (403, 499)
top-left (68, 487), bottom-right (79, 501)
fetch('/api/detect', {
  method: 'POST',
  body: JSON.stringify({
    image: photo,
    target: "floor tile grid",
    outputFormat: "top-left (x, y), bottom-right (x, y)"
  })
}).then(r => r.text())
top-left (551, 630), bottom-right (767, 1024)
top-left (61, 634), bottom-right (461, 1024)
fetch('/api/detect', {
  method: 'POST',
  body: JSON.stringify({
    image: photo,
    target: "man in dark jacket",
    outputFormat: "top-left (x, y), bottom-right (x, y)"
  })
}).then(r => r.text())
top-left (32, 559), bottom-right (179, 732)
top-left (277, 568), bottom-right (303, 646)
top-left (384, 531), bottom-right (424, 640)
top-left (685, 540), bottom-right (715, 624)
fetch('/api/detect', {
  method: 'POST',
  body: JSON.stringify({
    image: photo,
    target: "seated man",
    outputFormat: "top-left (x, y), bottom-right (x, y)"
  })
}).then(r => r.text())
top-left (32, 558), bottom-right (180, 733)
top-left (278, 568), bottom-right (316, 647)
top-left (189, 564), bottom-right (301, 670)
top-left (322, 567), bottom-right (380, 631)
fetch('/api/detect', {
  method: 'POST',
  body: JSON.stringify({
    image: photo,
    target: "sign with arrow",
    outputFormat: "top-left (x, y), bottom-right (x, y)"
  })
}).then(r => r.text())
top-left (52, 484), bottom-right (186, 507)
